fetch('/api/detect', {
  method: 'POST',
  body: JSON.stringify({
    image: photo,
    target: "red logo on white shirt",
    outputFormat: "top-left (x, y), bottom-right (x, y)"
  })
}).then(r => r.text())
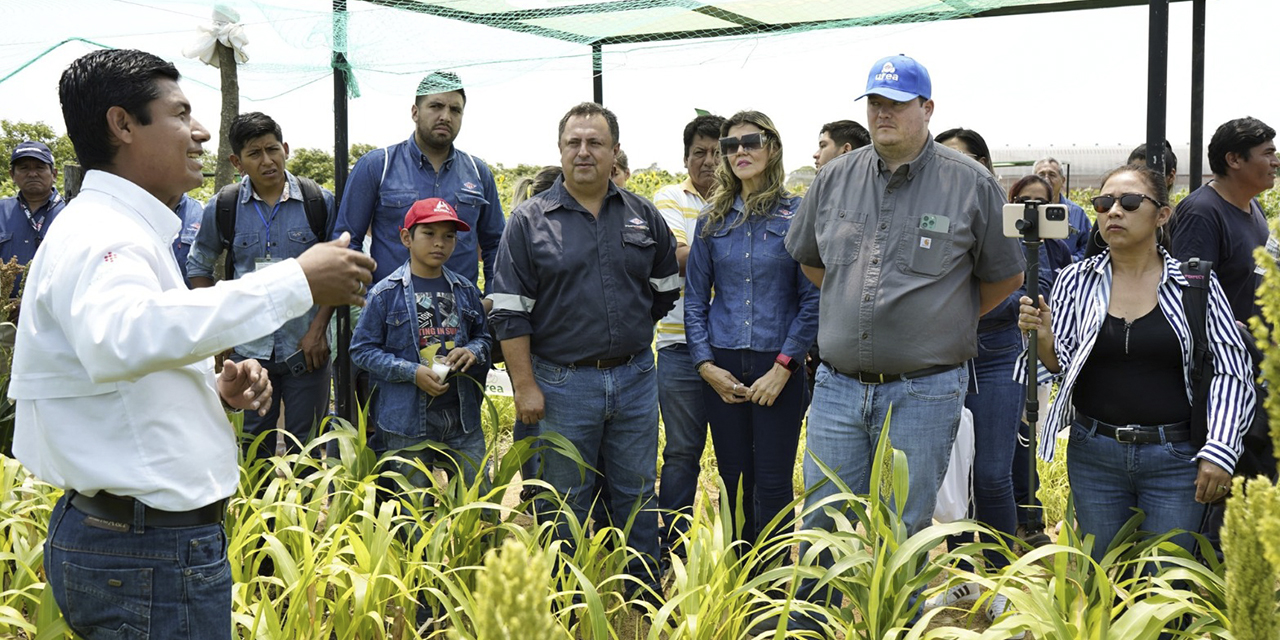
top-left (103, 252), bottom-right (117, 262)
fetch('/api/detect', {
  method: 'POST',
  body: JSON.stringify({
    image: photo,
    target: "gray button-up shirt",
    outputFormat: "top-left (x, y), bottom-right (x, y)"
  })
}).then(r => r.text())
top-left (489, 177), bottom-right (680, 364)
top-left (785, 138), bottom-right (1024, 375)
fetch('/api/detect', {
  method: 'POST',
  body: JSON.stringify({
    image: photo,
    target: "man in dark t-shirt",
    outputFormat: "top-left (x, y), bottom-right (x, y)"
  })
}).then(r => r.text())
top-left (1171, 116), bottom-right (1277, 324)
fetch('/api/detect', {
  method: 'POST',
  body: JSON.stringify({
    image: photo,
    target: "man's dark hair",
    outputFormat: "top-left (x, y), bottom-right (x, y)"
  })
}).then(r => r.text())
top-left (1208, 117), bottom-right (1275, 177)
top-left (821, 120), bottom-right (871, 151)
top-left (683, 114), bottom-right (725, 159)
top-left (228, 112), bottom-right (283, 156)
top-left (1127, 140), bottom-right (1178, 174)
top-left (558, 102), bottom-right (619, 146)
top-left (59, 49), bottom-right (180, 170)
top-left (415, 71), bottom-right (466, 106)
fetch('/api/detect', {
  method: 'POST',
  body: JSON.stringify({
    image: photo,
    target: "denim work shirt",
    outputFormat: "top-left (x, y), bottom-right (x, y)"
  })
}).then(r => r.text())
top-left (334, 136), bottom-right (505, 287)
top-left (171, 194), bottom-right (203, 287)
top-left (350, 261), bottom-right (492, 437)
top-left (685, 195), bottom-right (820, 367)
top-left (187, 172), bottom-right (336, 361)
top-left (0, 188), bottom-right (65, 296)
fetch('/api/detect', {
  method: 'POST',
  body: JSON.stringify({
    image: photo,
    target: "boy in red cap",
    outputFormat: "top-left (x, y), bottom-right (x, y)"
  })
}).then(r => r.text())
top-left (351, 197), bottom-right (492, 493)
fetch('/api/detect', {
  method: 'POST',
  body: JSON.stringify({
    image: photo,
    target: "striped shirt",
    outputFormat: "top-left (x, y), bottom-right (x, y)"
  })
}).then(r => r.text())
top-left (652, 178), bottom-right (707, 350)
top-left (1017, 248), bottom-right (1254, 472)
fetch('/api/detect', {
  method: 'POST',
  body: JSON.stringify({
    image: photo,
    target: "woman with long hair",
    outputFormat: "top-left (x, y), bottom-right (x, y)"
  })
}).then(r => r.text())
top-left (684, 111), bottom-right (819, 551)
top-left (1018, 164), bottom-right (1254, 561)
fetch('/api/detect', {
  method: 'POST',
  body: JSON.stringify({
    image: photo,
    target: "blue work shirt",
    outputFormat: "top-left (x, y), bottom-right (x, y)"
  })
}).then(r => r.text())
top-left (334, 135), bottom-right (505, 288)
top-left (1061, 195), bottom-right (1093, 261)
top-left (350, 261), bottom-right (491, 437)
top-left (684, 194), bottom-right (820, 368)
top-left (187, 172), bottom-right (336, 361)
top-left (978, 238), bottom-right (1071, 333)
top-left (0, 187), bottom-right (65, 296)
top-left (171, 194), bottom-right (203, 287)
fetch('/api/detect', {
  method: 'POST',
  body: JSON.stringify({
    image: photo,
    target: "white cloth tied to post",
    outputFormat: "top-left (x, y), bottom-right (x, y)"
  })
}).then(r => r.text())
top-left (183, 6), bottom-right (249, 67)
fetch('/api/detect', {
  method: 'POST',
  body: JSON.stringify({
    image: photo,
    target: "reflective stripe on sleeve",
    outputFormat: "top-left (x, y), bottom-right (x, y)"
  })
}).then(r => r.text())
top-left (650, 274), bottom-right (682, 292)
top-left (488, 293), bottom-right (536, 313)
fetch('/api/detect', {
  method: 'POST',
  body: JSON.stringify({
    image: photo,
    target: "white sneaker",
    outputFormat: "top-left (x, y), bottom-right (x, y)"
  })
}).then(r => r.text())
top-left (922, 581), bottom-right (981, 611)
top-left (985, 594), bottom-right (1026, 639)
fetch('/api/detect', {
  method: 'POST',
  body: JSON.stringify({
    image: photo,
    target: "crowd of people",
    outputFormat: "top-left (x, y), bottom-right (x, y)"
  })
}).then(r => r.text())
top-left (3, 46), bottom-right (1277, 639)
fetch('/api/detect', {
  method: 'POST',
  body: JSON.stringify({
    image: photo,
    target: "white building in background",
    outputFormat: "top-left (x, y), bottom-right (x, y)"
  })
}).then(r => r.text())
top-left (992, 144), bottom-right (1208, 192)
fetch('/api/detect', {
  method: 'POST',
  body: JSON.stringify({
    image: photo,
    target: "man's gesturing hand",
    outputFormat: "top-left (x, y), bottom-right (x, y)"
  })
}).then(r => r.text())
top-left (296, 232), bottom-right (377, 307)
top-left (218, 359), bottom-right (273, 416)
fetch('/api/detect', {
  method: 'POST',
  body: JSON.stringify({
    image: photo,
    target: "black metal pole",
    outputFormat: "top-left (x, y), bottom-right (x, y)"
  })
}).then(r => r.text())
top-left (1189, 0), bottom-right (1206, 192)
top-left (592, 43), bottom-right (603, 104)
top-left (1021, 208), bottom-right (1042, 520)
top-left (333, 0), bottom-right (354, 423)
top-left (1146, 0), bottom-right (1169, 180)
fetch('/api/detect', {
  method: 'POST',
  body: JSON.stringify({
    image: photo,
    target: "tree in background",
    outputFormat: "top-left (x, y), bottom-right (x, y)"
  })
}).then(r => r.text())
top-left (0, 120), bottom-right (76, 197)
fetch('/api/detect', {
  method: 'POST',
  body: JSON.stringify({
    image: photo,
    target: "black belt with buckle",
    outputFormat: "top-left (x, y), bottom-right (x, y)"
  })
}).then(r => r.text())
top-left (1076, 412), bottom-right (1192, 444)
top-left (825, 362), bottom-right (962, 385)
top-left (70, 491), bottom-right (227, 528)
top-left (570, 352), bottom-right (640, 369)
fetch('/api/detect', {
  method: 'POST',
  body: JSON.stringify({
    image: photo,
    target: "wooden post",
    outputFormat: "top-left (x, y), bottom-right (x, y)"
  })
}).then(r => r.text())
top-left (63, 164), bottom-right (84, 200)
top-left (214, 42), bottom-right (239, 191)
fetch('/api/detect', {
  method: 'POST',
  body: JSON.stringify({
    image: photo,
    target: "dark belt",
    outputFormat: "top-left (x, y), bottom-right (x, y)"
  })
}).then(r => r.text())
top-left (825, 361), bottom-right (962, 385)
top-left (70, 491), bottom-right (227, 528)
top-left (569, 352), bottom-right (640, 369)
top-left (1075, 411), bottom-right (1192, 445)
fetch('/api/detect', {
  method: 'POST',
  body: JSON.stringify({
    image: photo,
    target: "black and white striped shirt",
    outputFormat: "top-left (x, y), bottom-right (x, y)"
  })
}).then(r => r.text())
top-left (1017, 248), bottom-right (1255, 472)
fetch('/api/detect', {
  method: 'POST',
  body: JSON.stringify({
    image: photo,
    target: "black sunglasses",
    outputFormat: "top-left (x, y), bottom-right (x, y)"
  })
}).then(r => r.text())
top-left (719, 132), bottom-right (767, 155)
top-left (1091, 193), bottom-right (1163, 214)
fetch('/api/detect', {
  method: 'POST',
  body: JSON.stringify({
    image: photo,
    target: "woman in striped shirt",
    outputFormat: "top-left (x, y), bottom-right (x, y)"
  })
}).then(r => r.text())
top-left (1016, 164), bottom-right (1254, 561)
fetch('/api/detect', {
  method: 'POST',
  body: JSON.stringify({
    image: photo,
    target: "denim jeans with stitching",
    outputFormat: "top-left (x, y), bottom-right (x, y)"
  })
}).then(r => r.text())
top-left (656, 343), bottom-right (709, 556)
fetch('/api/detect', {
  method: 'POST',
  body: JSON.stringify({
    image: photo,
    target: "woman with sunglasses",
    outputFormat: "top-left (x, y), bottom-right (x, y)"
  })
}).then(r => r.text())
top-left (684, 111), bottom-right (819, 553)
top-left (1017, 164), bottom-right (1254, 562)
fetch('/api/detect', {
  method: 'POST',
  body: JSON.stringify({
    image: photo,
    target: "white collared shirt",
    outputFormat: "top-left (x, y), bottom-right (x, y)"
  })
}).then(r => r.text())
top-left (10, 171), bottom-right (314, 511)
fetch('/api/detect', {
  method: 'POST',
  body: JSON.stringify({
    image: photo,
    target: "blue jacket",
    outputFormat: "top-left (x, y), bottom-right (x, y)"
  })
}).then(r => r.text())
top-left (334, 136), bottom-right (505, 288)
top-left (0, 188), bottom-right (65, 296)
top-left (351, 261), bottom-right (492, 437)
top-left (685, 194), bottom-right (820, 367)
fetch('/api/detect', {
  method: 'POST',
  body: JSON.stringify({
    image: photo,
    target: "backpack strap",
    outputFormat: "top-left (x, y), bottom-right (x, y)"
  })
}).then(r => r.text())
top-left (215, 183), bottom-right (241, 282)
top-left (1181, 257), bottom-right (1213, 447)
top-left (294, 175), bottom-right (329, 241)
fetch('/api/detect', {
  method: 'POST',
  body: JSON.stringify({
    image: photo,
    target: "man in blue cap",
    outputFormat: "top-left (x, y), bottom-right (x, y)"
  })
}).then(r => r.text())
top-left (2, 141), bottom-right (66, 297)
top-left (784, 54), bottom-right (1024, 629)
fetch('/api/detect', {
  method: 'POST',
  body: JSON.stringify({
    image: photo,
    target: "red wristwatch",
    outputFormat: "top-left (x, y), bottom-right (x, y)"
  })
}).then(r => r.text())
top-left (775, 353), bottom-right (799, 373)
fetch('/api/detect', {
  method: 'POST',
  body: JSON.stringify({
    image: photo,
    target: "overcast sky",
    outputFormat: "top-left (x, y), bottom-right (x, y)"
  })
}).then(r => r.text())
top-left (1, 0), bottom-right (1276, 174)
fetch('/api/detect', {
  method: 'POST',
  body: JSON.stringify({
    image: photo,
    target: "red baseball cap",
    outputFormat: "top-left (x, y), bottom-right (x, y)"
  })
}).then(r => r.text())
top-left (403, 197), bottom-right (471, 232)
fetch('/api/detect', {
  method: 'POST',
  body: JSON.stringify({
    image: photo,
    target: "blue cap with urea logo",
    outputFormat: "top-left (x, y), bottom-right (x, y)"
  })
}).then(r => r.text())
top-left (858, 54), bottom-right (931, 102)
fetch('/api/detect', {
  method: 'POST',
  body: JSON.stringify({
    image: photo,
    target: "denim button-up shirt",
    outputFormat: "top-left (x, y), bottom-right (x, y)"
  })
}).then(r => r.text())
top-left (187, 172), bottom-right (336, 361)
top-left (334, 136), bottom-right (505, 288)
top-left (685, 194), bottom-right (820, 367)
top-left (350, 262), bottom-right (491, 437)
top-left (0, 188), bottom-right (65, 296)
top-left (171, 194), bottom-right (203, 287)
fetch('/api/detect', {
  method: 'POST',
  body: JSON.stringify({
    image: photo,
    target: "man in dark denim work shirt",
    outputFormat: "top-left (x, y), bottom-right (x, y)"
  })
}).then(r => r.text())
top-left (783, 54), bottom-right (1024, 627)
top-left (333, 71), bottom-right (504, 294)
top-left (1, 141), bottom-right (66, 297)
top-left (489, 103), bottom-right (680, 595)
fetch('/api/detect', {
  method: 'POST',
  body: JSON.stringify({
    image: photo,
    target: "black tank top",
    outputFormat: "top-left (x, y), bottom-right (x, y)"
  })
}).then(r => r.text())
top-left (1072, 307), bottom-right (1191, 425)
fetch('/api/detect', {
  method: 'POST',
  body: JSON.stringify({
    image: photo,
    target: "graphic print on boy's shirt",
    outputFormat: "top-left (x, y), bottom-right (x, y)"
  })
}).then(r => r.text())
top-left (412, 274), bottom-right (461, 407)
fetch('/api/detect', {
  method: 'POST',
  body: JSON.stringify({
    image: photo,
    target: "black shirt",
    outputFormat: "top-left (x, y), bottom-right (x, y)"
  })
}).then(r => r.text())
top-left (412, 273), bottom-right (460, 408)
top-left (1073, 307), bottom-right (1191, 425)
top-left (489, 177), bottom-right (680, 364)
top-left (1171, 184), bottom-right (1269, 323)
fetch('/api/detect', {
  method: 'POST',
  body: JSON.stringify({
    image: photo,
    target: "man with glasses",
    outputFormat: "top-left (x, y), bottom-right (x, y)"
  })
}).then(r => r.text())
top-left (784, 53), bottom-right (1024, 626)
top-left (1, 141), bottom-right (65, 297)
top-left (1033, 157), bottom-right (1093, 260)
top-left (651, 113), bottom-right (723, 562)
top-left (489, 102), bottom-right (680, 595)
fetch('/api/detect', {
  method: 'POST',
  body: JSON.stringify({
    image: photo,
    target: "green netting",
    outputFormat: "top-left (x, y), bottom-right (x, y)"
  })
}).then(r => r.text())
top-left (1, 0), bottom-right (1156, 104)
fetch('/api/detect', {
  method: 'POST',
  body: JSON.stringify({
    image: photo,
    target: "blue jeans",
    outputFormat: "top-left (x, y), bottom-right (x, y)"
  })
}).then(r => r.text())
top-left (513, 419), bottom-right (541, 484)
top-left (45, 494), bottom-right (232, 640)
top-left (798, 362), bottom-right (966, 608)
top-left (947, 326), bottom-right (1022, 569)
top-left (532, 353), bottom-right (661, 589)
top-left (704, 348), bottom-right (804, 547)
top-left (237, 355), bottom-right (332, 461)
top-left (380, 408), bottom-right (487, 490)
top-left (657, 343), bottom-right (709, 555)
top-left (1066, 419), bottom-right (1206, 563)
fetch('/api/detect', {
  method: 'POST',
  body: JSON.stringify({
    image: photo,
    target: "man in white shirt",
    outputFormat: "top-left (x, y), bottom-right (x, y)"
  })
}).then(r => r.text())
top-left (10, 49), bottom-right (375, 639)
top-left (651, 113), bottom-right (722, 561)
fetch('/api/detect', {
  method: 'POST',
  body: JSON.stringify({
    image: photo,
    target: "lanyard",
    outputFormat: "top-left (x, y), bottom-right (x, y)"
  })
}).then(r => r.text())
top-left (252, 199), bottom-right (284, 258)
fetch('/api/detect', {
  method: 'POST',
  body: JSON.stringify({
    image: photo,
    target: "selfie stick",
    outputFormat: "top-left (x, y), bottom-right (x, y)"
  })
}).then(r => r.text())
top-left (1015, 202), bottom-right (1044, 523)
